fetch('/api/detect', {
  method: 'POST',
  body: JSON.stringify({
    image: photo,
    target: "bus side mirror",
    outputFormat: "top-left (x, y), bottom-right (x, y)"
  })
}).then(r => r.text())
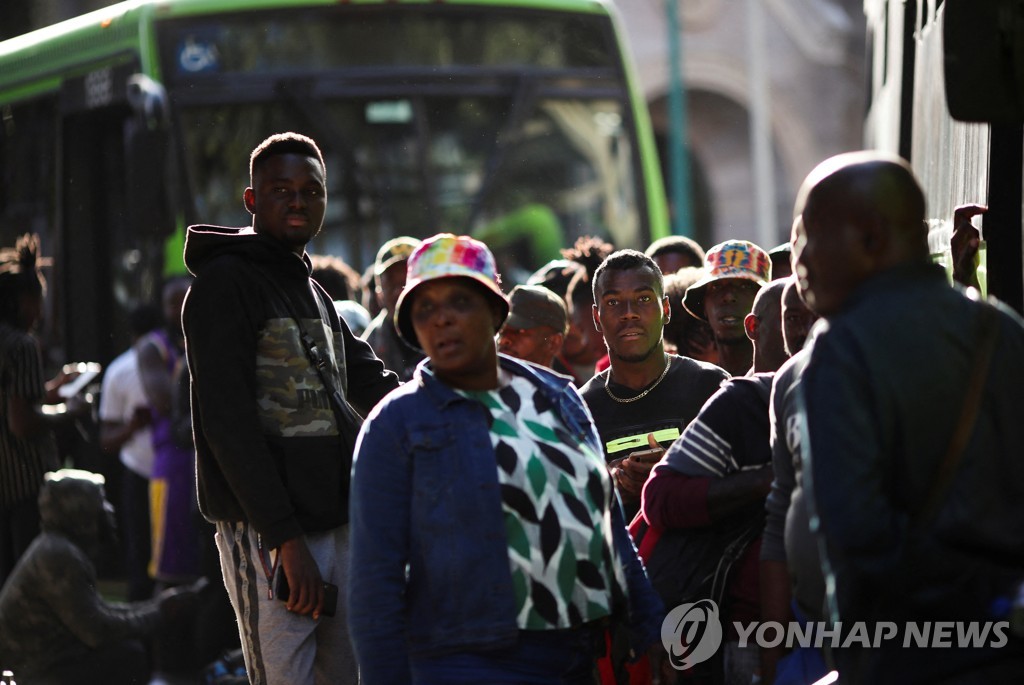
top-left (125, 75), bottom-right (177, 236)
top-left (127, 74), bottom-right (169, 130)
top-left (944, 0), bottom-right (1024, 123)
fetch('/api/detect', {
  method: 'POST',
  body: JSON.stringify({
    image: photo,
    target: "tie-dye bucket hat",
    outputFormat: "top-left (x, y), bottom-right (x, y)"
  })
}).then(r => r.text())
top-left (394, 233), bottom-right (509, 348)
top-left (682, 239), bottom-right (772, 321)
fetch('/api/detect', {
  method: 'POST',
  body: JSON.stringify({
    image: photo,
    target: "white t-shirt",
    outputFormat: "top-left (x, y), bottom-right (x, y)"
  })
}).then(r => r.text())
top-left (98, 348), bottom-right (155, 478)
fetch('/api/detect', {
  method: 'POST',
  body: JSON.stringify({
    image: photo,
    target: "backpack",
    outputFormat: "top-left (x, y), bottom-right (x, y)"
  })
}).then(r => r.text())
top-left (630, 508), bottom-right (764, 611)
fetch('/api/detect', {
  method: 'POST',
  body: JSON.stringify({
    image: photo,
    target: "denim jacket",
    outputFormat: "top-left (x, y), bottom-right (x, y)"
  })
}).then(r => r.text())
top-left (348, 354), bottom-right (664, 684)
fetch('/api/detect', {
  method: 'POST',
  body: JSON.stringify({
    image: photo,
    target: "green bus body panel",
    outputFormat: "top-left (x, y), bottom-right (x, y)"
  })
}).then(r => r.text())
top-left (0, 5), bottom-right (154, 102)
top-left (0, 77), bottom-right (63, 104)
top-left (0, 0), bottom-right (611, 104)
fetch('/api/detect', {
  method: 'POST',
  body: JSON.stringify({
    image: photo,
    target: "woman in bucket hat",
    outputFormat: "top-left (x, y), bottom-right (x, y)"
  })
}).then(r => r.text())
top-left (348, 234), bottom-right (663, 684)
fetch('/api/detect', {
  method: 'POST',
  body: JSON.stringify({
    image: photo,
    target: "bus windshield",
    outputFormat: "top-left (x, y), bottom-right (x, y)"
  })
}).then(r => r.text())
top-left (159, 5), bottom-right (643, 279)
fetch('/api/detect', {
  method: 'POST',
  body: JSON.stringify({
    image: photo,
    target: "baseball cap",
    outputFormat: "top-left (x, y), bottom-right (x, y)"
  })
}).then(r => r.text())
top-left (526, 259), bottom-right (583, 299)
top-left (682, 240), bottom-right (771, 320)
top-left (374, 236), bottom-right (421, 277)
top-left (394, 233), bottom-right (509, 349)
top-left (503, 285), bottom-right (568, 334)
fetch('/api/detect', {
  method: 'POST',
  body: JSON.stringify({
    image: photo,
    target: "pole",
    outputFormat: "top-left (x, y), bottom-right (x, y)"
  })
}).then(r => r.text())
top-left (666, 0), bottom-right (693, 237)
top-left (747, 0), bottom-right (777, 249)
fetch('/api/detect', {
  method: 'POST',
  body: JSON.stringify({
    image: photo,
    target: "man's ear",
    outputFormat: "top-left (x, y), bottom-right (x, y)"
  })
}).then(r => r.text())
top-left (546, 331), bottom-right (565, 357)
top-left (592, 303), bottom-right (602, 332)
top-left (662, 295), bottom-right (671, 323)
top-left (744, 312), bottom-right (759, 342)
top-left (243, 187), bottom-right (256, 215)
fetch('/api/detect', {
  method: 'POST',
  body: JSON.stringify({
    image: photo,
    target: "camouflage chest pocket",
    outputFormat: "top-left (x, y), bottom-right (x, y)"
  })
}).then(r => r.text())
top-left (255, 318), bottom-right (335, 437)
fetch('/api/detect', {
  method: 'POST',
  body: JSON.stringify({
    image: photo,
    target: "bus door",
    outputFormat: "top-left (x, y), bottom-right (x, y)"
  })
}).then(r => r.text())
top-left (59, 64), bottom-right (175, 363)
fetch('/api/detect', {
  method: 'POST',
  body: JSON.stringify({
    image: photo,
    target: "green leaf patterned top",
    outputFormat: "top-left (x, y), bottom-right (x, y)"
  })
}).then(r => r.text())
top-left (459, 374), bottom-right (628, 630)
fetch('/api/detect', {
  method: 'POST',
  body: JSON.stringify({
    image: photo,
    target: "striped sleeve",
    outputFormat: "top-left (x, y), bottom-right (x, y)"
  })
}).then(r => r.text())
top-left (0, 329), bottom-right (53, 506)
top-left (6, 334), bottom-right (46, 402)
top-left (664, 416), bottom-right (736, 478)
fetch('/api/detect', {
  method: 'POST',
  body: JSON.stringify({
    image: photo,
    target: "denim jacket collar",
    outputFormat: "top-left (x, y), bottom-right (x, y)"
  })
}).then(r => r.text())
top-left (412, 354), bottom-right (596, 450)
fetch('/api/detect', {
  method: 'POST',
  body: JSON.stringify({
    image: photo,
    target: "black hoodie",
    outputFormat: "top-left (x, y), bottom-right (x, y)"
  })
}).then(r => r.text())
top-left (182, 226), bottom-right (399, 548)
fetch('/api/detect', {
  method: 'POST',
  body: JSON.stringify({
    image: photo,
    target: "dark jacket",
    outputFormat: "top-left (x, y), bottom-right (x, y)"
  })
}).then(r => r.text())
top-left (182, 225), bottom-right (399, 548)
top-left (803, 263), bottom-right (1024, 682)
top-left (360, 309), bottom-right (424, 382)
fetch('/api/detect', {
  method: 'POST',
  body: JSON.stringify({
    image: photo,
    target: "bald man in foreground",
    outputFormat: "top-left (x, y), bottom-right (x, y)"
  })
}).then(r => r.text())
top-left (792, 152), bottom-right (1024, 683)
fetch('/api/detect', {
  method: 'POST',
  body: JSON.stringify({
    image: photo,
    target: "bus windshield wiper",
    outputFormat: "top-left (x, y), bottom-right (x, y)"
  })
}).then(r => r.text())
top-left (467, 74), bottom-right (538, 229)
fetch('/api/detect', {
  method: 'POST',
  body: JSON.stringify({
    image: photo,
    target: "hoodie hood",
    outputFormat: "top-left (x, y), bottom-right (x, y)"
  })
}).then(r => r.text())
top-left (183, 225), bottom-right (313, 277)
top-left (38, 469), bottom-right (114, 563)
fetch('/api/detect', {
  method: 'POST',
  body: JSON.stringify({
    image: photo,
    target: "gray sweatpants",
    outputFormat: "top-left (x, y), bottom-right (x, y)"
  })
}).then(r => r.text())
top-left (215, 521), bottom-right (358, 685)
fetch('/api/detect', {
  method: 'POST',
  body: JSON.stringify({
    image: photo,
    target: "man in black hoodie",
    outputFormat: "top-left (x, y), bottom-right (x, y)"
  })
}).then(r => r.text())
top-left (182, 132), bottom-right (399, 684)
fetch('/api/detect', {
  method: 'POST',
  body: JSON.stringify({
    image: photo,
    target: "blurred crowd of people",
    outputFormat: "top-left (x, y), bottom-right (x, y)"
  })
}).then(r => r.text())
top-left (0, 133), bottom-right (1021, 685)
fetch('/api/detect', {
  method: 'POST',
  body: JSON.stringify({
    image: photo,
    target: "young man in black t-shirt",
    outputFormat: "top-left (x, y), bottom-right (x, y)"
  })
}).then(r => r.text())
top-left (579, 250), bottom-right (728, 522)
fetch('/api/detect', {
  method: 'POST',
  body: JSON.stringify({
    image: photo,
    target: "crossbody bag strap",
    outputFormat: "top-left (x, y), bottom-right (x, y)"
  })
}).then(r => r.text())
top-left (308, 279), bottom-right (349, 397)
top-left (912, 300), bottom-right (1001, 527)
top-left (248, 262), bottom-right (358, 430)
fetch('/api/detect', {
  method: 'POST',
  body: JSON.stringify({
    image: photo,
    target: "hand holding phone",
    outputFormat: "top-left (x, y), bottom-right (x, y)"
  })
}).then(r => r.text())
top-left (610, 434), bottom-right (666, 497)
top-left (274, 571), bottom-right (338, 618)
top-left (627, 431), bottom-right (666, 466)
top-left (627, 447), bottom-right (663, 465)
top-left (275, 537), bottom-right (338, 618)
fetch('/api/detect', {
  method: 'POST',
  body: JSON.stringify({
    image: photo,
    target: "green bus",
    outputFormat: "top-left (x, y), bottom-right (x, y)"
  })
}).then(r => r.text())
top-left (0, 0), bottom-right (668, 364)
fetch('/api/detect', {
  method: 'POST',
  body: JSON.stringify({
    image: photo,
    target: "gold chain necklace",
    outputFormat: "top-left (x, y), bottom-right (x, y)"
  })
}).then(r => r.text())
top-left (604, 355), bottom-right (671, 404)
